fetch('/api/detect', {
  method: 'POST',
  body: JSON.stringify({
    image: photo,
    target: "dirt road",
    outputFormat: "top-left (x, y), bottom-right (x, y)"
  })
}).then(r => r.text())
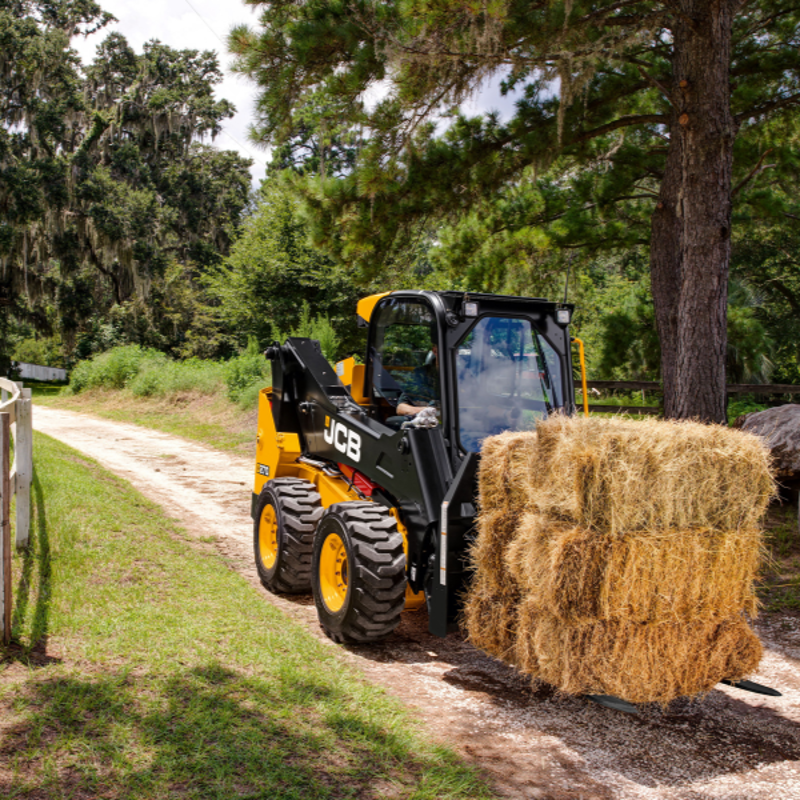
top-left (33, 405), bottom-right (800, 800)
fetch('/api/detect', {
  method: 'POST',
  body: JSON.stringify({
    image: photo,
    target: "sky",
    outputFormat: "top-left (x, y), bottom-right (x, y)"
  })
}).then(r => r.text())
top-left (71, 0), bottom-right (521, 188)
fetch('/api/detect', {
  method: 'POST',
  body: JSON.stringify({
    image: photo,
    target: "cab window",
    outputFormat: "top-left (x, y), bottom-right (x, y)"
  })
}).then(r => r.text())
top-left (455, 316), bottom-right (561, 452)
top-left (368, 299), bottom-right (439, 423)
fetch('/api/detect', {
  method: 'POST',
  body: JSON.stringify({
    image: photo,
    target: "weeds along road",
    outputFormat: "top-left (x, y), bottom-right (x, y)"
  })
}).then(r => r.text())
top-left (33, 404), bottom-right (800, 800)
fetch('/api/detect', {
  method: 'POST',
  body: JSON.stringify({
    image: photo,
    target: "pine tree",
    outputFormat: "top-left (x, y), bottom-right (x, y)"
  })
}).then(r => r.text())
top-left (231, 0), bottom-right (800, 421)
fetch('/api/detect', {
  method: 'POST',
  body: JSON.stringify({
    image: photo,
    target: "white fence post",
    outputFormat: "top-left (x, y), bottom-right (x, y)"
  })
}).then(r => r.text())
top-left (15, 389), bottom-right (32, 549)
top-left (1, 412), bottom-right (10, 644)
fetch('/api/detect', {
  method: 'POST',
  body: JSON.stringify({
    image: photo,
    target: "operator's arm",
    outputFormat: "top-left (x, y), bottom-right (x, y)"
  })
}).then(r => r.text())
top-left (396, 401), bottom-right (428, 416)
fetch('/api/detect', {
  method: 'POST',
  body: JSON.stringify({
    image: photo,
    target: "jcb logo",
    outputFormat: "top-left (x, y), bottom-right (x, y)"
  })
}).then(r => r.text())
top-left (323, 416), bottom-right (362, 462)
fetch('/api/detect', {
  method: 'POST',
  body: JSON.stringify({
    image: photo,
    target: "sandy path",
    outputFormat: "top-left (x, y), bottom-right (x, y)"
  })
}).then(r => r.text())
top-left (33, 405), bottom-right (800, 800)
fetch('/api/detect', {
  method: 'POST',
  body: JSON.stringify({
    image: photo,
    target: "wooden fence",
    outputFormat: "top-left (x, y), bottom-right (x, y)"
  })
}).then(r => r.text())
top-left (581, 380), bottom-right (800, 415)
top-left (0, 378), bottom-right (32, 645)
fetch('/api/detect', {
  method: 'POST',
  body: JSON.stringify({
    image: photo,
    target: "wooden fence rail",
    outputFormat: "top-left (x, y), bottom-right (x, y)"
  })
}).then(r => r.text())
top-left (578, 380), bottom-right (800, 415)
top-left (0, 378), bottom-right (33, 645)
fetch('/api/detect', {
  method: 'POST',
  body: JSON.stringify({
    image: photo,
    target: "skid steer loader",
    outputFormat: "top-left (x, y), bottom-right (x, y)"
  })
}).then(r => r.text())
top-left (251, 290), bottom-right (581, 642)
top-left (252, 290), bottom-right (782, 710)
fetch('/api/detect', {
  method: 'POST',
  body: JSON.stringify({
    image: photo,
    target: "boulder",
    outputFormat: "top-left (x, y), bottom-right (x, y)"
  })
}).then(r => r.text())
top-left (735, 404), bottom-right (800, 479)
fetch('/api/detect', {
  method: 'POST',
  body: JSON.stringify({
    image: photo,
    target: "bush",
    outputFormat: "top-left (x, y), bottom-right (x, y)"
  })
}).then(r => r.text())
top-left (235, 378), bottom-right (267, 411)
top-left (69, 345), bottom-right (156, 393)
top-left (224, 338), bottom-right (269, 402)
top-left (130, 358), bottom-right (225, 398)
top-left (727, 395), bottom-right (769, 425)
top-left (274, 303), bottom-right (341, 363)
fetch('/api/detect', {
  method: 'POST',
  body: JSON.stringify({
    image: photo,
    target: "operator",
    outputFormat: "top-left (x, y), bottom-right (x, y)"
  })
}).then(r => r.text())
top-left (396, 344), bottom-right (440, 417)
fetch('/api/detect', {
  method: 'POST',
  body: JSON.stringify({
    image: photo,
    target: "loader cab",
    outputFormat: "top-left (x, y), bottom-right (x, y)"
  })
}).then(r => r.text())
top-left (362, 291), bottom-right (575, 457)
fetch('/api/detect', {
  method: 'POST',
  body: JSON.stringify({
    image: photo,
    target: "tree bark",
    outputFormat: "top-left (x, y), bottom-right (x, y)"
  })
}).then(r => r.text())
top-left (650, 0), bottom-right (737, 423)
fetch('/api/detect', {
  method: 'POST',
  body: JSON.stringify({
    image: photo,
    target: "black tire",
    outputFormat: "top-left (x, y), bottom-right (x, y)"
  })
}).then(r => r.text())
top-left (312, 502), bottom-right (406, 643)
top-left (254, 478), bottom-right (323, 594)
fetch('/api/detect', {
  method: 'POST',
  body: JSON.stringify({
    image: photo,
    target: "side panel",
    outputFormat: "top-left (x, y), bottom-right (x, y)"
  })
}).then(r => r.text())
top-left (253, 387), bottom-right (301, 499)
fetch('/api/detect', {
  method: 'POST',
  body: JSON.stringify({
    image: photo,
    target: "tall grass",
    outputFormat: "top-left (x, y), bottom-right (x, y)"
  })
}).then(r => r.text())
top-left (69, 345), bottom-right (270, 410)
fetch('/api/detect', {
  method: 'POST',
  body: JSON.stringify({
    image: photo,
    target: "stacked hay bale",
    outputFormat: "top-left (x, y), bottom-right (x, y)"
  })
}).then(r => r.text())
top-left (465, 415), bottom-right (775, 704)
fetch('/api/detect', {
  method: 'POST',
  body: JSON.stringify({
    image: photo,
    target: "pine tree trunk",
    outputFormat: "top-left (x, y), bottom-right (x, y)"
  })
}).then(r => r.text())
top-left (650, 0), bottom-right (737, 423)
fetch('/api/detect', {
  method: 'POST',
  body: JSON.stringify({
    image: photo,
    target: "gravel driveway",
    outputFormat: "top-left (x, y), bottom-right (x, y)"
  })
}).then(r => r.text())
top-left (33, 405), bottom-right (800, 800)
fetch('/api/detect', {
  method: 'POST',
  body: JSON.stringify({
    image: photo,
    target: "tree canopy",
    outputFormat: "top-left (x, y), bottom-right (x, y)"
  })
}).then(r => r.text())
top-left (231, 0), bottom-right (800, 421)
top-left (1, 0), bottom-right (252, 364)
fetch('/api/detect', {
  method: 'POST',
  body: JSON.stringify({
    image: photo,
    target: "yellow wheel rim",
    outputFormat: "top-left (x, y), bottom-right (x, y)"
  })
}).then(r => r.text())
top-left (259, 503), bottom-right (279, 570)
top-left (319, 532), bottom-right (348, 613)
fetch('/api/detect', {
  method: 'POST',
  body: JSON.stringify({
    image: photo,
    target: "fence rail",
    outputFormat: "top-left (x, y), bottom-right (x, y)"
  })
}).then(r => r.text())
top-left (0, 378), bottom-right (32, 644)
top-left (578, 380), bottom-right (800, 415)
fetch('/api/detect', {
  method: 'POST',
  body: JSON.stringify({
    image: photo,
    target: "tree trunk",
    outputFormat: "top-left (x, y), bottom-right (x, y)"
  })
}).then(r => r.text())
top-left (650, 0), bottom-right (737, 423)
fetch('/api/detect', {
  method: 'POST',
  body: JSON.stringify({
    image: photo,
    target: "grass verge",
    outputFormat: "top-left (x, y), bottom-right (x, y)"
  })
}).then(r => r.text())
top-left (0, 433), bottom-right (494, 800)
top-left (34, 389), bottom-right (257, 457)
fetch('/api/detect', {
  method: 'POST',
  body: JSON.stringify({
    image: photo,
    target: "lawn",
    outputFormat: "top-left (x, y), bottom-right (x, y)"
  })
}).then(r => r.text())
top-left (0, 433), bottom-right (494, 800)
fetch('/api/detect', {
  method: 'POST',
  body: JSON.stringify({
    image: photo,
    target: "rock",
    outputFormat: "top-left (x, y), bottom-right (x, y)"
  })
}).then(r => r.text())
top-left (735, 404), bottom-right (800, 478)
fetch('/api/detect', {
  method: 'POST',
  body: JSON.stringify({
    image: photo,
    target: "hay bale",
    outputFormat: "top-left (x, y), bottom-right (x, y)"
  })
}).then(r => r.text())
top-left (463, 415), bottom-right (773, 703)
top-left (530, 416), bottom-right (774, 535)
top-left (505, 513), bottom-right (762, 623)
top-left (477, 430), bottom-right (537, 514)
top-left (474, 431), bottom-right (539, 592)
top-left (462, 575), bottom-right (521, 664)
top-left (514, 601), bottom-right (763, 705)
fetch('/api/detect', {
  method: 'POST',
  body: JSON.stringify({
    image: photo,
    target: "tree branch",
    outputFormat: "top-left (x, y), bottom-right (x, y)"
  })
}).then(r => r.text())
top-left (732, 148), bottom-right (775, 196)
top-left (736, 91), bottom-right (800, 123)
top-left (573, 114), bottom-right (666, 143)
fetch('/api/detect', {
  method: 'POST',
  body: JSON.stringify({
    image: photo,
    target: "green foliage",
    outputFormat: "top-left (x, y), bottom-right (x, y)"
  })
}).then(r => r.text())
top-left (207, 181), bottom-right (365, 359)
top-left (727, 395), bottom-right (769, 425)
top-left (129, 358), bottom-right (226, 398)
top-left (224, 338), bottom-right (270, 403)
top-left (231, 0), bottom-right (800, 275)
top-left (69, 345), bottom-right (157, 392)
top-left (68, 345), bottom-right (227, 397)
top-left (2, 5), bottom-right (251, 359)
top-left (11, 334), bottom-right (65, 367)
top-left (275, 302), bottom-right (341, 363)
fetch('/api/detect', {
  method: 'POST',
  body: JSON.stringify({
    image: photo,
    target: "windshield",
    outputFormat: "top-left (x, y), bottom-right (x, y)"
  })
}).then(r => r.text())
top-left (455, 316), bottom-right (563, 452)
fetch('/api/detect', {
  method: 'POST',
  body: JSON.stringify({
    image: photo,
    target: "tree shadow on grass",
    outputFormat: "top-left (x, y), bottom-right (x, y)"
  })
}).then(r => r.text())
top-left (0, 661), bottom-right (481, 799)
top-left (4, 467), bottom-right (57, 667)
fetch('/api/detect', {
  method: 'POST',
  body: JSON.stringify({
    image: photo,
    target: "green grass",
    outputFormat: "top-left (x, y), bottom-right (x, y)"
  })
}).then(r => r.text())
top-left (758, 504), bottom-right (800, 612)
top-left (0, 434), bottom-right (494, 800)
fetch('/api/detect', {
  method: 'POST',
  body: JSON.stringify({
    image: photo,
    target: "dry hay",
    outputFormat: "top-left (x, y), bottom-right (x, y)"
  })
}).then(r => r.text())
top-left (514, 601), bottom-right (763, 705)
top-left (464, 415), bottom-right (774, 703)
top-left (505, 514), bottom-right (762, 623)
top-left (462, 575), bottom-right (521, 664)
top-left (531, 415), bottom-right (775, 534)
top-left (477, 430), bottom-right (537, 515)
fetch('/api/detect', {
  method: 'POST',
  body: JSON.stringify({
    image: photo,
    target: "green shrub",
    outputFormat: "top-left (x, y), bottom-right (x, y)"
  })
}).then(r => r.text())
top-left (69, 345), bottom-right (157, 393)
top-left (235, 378), bottom-right (267, 410)
top-left (728, 395), bottom-right (769, 425)
top-left (130, 358), bottom-right (225, 398)
top-left (225, 338), bottom-right (269, 402)
top-left (274, 302), bottom-right (341, 363)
